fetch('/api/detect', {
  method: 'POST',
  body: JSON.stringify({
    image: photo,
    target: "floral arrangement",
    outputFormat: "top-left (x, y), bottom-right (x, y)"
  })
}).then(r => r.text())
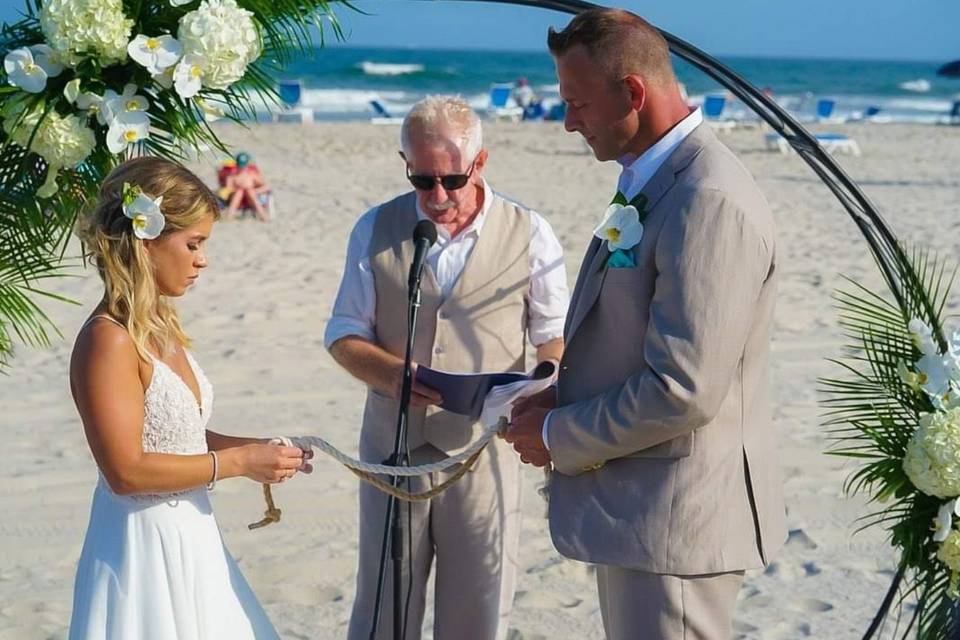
top-left (823, 250), bottom-right (960, 637)
top-left (0, 0), bottom-right (346, 367)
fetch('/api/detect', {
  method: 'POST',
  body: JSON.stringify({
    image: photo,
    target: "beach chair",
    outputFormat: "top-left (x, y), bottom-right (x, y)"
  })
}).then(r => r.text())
top-left (950, 99), bottom-right (960, 125)
top-left (274, 79), bottom-right (313, 123)
top-left (702, 93), bottom-right (736, 132)
top-left (815, 97), bottom-right (847, 124)
top-left (764, 132), bottom-right (861, 156)
top-left (368, 99), bottom-right (404, 125)
top-left (487, 84), bottom-right (523, 122)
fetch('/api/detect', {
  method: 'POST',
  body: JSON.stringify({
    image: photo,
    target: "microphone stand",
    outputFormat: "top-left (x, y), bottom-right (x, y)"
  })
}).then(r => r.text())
top-left (369, 270), bottom-right (424, 640)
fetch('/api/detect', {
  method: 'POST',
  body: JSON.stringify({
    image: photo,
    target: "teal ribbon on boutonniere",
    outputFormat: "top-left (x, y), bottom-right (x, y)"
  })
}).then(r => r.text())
top-left (594, 191), bottom-right (651, 268)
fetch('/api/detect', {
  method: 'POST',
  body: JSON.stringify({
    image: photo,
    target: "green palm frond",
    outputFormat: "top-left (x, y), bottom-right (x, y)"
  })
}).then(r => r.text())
top-left (0, 0), bottom-right (354, 370)
top-left (821, 246), bottom-right (959, 638)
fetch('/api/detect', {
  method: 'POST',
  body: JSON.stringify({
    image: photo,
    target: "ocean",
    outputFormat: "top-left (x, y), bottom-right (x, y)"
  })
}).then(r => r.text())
top-left (271, 46), bottom-right (959, 124)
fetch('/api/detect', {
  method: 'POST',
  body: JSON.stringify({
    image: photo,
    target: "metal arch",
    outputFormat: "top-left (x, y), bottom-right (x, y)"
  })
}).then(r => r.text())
top-left (438, 0), bottom-right (906, 312)
top-left (432, 0), bottom-right (912, 635)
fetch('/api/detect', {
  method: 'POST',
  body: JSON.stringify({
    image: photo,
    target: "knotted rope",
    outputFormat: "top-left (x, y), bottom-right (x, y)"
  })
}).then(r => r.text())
top-left (247, 417), bottom-right (510, 528)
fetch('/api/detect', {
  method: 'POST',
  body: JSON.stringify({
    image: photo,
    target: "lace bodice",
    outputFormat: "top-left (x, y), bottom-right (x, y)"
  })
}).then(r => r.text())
top-left (142, 351), bottom-right (214, 455)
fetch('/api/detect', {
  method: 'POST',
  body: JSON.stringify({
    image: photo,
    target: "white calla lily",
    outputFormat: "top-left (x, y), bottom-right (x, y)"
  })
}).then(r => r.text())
top-left (107, 110), bottom-right (150, 153)
top-left (122, 183), bottom-right (166, 240)
top-left (593, 203), bottom-right (643, 251)
top-left (127, 34), bottom-right (182, 75)
top-left (934, 499), bottom-right (960, 543)
top-left (173, 55), bottom-right (204, 98)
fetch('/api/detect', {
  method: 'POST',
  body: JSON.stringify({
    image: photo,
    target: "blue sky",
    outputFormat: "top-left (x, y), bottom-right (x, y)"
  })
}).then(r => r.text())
top-left (1, 0), bottom-right (957, 62)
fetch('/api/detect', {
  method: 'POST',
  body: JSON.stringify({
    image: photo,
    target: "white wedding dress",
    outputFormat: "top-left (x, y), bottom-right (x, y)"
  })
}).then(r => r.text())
top-left (68, 317), bottom-right (279, 640)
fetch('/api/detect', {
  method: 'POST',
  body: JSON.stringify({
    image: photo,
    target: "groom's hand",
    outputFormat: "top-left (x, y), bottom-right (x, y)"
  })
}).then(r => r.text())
top-left (512, 386), bottom-right (557, 415)
top-left (505, 404), bottom-right (552, 468)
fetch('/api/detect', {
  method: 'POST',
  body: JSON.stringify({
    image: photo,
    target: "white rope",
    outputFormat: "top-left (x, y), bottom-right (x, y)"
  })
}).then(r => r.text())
top-left (289, 418), bottom-right (505, 477)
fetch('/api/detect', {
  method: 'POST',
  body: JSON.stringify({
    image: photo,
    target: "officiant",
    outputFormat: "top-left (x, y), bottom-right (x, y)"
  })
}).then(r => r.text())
top-left (324, 95), bottom-right (569, 640)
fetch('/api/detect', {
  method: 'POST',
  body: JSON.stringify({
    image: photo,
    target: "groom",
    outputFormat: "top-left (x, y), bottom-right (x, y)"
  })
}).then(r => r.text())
top-left (507, 9), bottom-right (787, 639)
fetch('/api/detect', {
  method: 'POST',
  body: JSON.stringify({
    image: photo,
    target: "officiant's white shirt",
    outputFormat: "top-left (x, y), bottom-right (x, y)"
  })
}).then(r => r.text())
top-left (325, 179), bottom-right (569, 349)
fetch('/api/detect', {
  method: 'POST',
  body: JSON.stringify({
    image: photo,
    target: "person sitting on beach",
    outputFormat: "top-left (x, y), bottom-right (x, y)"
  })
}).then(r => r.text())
top-left (68, 156), bottom-right (310, 639)
top-left (223, 152), bottom-right (271, 222)
top-left (325, 95), bottom-right (569, 639)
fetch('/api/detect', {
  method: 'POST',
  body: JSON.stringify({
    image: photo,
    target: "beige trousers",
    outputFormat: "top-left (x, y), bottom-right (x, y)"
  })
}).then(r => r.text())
top-left (347, 438), bottom-right (522, 640)
top-left (597, 566), bottom-right (745, 640)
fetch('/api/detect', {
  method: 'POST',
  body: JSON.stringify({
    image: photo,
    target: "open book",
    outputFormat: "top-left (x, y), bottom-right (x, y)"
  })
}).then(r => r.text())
top-left (415, 360), bottom-right (558, 421)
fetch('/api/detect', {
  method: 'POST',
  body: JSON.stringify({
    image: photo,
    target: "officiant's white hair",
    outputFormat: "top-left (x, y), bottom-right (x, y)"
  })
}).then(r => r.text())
top-left (400, 95), bottom-right (483, 164)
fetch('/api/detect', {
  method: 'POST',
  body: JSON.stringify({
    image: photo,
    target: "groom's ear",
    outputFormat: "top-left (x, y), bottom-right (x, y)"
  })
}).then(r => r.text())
top-left (623, 74), bottom-right (646, 112)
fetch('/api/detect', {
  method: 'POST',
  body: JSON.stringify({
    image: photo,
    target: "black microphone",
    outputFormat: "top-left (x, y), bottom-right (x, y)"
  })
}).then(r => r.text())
top-left (408, 220), bottom-right (438, 295)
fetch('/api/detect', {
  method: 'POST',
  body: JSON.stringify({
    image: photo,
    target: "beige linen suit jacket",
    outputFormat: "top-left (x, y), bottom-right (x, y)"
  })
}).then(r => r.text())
top-left (547, 123), bottom-right (787, 575)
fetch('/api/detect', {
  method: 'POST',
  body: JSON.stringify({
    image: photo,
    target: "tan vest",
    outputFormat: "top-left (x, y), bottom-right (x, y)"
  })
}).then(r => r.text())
top-left (361, 191), bottom-right (531, 458)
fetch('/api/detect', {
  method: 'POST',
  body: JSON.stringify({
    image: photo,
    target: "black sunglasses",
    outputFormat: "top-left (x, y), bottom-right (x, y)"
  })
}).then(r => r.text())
top-left (406, 161), bottom-right (476, 191)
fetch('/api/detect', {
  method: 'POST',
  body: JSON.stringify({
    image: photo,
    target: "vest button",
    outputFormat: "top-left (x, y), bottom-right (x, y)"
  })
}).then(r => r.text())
top-left (439, 311), bottom-right (449, 320)
top-left (434, 346), bottom-right (443, 354)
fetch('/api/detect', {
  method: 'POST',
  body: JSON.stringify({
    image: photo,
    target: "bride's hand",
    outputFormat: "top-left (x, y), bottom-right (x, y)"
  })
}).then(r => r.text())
top-left (234, 443), bottom-right (305, 483)
top-left (272, 437), bottom-right (314, 474)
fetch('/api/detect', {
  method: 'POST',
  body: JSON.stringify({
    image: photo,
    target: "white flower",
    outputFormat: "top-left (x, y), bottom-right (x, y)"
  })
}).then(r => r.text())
top-left (170, 0), bottom-right (194, 5)
top-left (899, 360), bottom-right (922, 391)
top-left (916, 353), bottom-right (956, 407)
top-left (63, 78), bottom-right (81, 104)
top-left (128, 34), bottom-right (183, 75)
top-left (104, 83), bottom-right (150, 120)
top-left (593, 203), bottom-right (643, 251)
top-left (195, 97), bottom-right (224, 121)
top-left (173, 54), bottom-right (203, 98)
top-left (909, 318), bottom-right (940, 357)
top-left (938, 529), bottom-right (960, 598)
top-left (934, 499), bottom-right (960, 542)
top-left (4, 45), bottom-right (63, 93)
top-left (107, 111), bottom-right (150, 153)
top-left (40, 0), bottom-right (133, 68)
top-left (903, 405), bottom-right (960, 498)
top-left (122, 183), bottom-right (166, 240)
top-left (152, 67), bottom-right (176, 89)
top-left (2, 105), bottom-right (96, 197)
top-left (177, 0), bottom-right (261, 91)
top-left (76, 90), bottom-right (110, 125)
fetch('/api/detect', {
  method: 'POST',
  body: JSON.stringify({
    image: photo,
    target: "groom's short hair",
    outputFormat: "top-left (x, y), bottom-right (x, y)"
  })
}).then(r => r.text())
top-left (547, 9), bottom-right (676, 89)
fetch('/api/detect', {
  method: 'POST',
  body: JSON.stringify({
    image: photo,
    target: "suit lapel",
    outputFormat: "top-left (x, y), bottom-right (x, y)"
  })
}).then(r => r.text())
top-left (564, 124), bottom-right (713, 343)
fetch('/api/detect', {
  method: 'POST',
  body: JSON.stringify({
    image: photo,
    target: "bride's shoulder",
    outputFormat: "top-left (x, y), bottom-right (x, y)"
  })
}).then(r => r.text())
top-left (70, 316), bottom-right (140, 384)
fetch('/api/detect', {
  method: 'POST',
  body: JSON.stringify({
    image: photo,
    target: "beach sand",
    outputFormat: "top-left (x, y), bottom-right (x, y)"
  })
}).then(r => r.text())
top-left (1, 120), bottom-right (958, 639)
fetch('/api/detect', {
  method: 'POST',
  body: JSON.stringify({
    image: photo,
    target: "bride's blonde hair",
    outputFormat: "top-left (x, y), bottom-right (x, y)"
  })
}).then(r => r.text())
top-left (78, 156), bottom-right (220, 361)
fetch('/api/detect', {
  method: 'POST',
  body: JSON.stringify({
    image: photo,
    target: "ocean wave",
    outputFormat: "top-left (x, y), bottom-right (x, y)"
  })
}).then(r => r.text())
top-left (899, 79), bottom-right (931, 93)
top-left (359, 61), bottom-right (425, 76)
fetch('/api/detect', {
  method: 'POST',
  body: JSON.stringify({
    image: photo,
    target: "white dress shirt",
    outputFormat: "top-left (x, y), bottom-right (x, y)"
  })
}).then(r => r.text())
top-left (324, 179), bottom-right (569, 350)
top-left (543, 108), bottom-right (703, 450)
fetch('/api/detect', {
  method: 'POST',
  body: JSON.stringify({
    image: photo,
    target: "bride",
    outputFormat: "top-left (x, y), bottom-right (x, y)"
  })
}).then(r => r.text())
top-left (67, 156), bottom-right (309, 639)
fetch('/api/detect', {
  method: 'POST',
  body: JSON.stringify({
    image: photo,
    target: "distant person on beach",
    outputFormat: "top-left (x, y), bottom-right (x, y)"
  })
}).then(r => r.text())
top-left (507, 9), bottom-right (787, 639)
top-left (325, 95), bottom-right (569, 639)
top-left (67, 156), bottom-right (309, 639)
top-left (513, 76), bottom-right (535, 108)
top-left (223, 152), bottom-right (271, 222)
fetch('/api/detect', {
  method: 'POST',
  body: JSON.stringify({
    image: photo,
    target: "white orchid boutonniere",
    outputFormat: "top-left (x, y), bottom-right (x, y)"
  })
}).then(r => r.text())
top-left (122, 183), bottom-right (166, 239)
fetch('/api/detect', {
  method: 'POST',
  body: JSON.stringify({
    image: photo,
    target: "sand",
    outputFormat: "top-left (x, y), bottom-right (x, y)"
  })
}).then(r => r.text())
top-left (1, 119), bottom-right (958, 639)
